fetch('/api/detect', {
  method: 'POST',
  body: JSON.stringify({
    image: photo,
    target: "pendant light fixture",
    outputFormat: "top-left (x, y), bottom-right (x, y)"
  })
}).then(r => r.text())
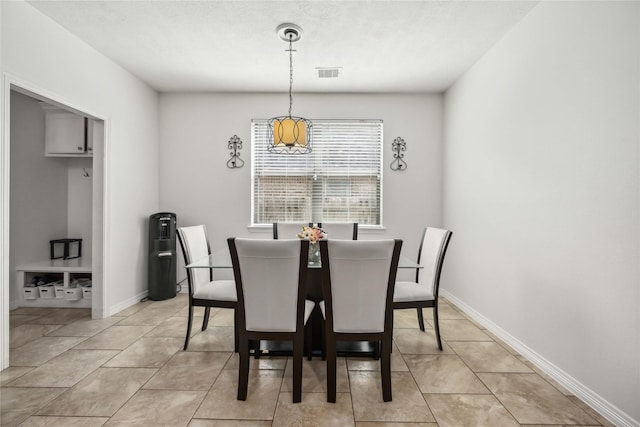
top-left (268, 23), bottom-right (312, 154)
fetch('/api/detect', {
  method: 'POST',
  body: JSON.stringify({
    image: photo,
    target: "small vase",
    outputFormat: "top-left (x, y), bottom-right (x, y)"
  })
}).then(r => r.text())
top-left (308, 242), bottom-right (320, 265)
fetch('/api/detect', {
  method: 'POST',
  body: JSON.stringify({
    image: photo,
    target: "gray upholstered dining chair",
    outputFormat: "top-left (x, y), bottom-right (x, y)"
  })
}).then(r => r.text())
top-left (319, 239), bottom-right (402, 402)
top-left (177, 225), bottom-right (237, 351)
top-left (393, 227), bottom-right (452, 351)
top-left (316, 222), bottom-right (358, 240)
top-left (228, 238), bottom-right (315, 403)
top-left (272, 222), bottom-right (313, 239)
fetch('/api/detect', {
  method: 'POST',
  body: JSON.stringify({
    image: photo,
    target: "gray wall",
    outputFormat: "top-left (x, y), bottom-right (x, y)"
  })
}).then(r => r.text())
top-left (2, 1), bottom-right (160, 320)
top-left (158, 92), bottom-right (444, 282)
top-left (443, 1), bottom-right (639, 423)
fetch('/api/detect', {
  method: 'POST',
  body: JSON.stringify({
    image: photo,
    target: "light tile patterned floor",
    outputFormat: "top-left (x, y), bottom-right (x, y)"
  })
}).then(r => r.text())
top-left (1, 294), bottom-right (614, 427)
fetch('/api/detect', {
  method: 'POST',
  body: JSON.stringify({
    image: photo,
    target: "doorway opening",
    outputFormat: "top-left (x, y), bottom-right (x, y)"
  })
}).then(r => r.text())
top-left (1, 80), bottom-right (106, 370)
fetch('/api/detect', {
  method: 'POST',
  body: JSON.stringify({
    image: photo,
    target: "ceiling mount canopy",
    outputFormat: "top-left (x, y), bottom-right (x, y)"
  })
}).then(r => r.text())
top-left (268, 23), bottom-right (312, 154)
top-left (276, 23), bottom-right (302, 42)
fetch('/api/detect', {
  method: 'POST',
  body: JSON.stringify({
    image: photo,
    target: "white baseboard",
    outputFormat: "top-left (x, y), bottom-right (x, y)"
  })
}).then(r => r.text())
top-left (177, 277), bottom-right (188, 293)
top-left (108, 290), bottom-right (148, 317)
top-left (440, 290), bottom-right (639, 427)
top-left (9, 298), bottom-right (19, 311)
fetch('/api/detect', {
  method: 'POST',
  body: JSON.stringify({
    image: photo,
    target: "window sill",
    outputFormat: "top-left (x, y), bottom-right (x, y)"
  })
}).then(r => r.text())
top-left (247, 225), bottom-right (272, 234)
top-left (247, 225), bottom-right (386, 233)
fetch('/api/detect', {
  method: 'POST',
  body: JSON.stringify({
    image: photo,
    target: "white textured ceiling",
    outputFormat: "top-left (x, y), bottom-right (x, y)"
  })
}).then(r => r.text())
top-left (26, 1), bottom-right (538, 93)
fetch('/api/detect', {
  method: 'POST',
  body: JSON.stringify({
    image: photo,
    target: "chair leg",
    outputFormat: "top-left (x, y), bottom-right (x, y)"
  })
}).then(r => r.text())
top-left (202, 307), bottom-right (211, 331)
top-left (417, 307), bottom-right (425, 331)
top-left (237, 337), bottom-right (250, 401)
top-left (381, 336), bottom-right (392, 402)
top-left (390, 314), bottom-right (394, 354)
top-left (292, 336), bottom-right (303, 403)
top-left (233, 309), bottom-right (239, 353)
top-left (326, 335), bottom-right (337, 403)
top-left (433, 303), bottom-right (443, 351)
top-left (253, 340), bottom-right (261, 359)
top-left (321, 323), bottom-right (326, 361)
top-left (305, 321), bottom-right (312, 361)
top-left (183, 304), bottom-right (194, 351)
top-left (372, 341), bottom-right (381, 360)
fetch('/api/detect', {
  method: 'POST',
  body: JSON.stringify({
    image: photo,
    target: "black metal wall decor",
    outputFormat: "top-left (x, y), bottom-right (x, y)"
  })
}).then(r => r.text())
top-left (390, 137), bottom-right (407, 171)
top-left (227, 135), bottom-right (244, 168)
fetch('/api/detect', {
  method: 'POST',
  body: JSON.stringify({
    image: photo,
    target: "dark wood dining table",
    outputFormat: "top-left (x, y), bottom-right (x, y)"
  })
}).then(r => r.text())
top-left (186, 246), bottom-right (421, 357)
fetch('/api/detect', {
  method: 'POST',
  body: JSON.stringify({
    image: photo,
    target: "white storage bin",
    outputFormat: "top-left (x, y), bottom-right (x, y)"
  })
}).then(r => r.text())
top-left (54, 284), bottom-right (66, 299)
top-left (64, 287), bottom-right (82, 301)
top-left (38, 285), bottom-right (55, 299)
top-left (81, 285), bottom-right (92, 299)
top-left (23, 287), bottom-right (38, 300)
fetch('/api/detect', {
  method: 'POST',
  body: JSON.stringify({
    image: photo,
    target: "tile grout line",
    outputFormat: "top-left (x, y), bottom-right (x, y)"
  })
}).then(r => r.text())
top-left (4, 299), bottom-right (611, 426)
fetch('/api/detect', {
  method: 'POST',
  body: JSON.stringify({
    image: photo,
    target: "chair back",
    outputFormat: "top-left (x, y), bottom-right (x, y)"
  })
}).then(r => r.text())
top-left (228, 238), bottom-right (308, 333)
top-left (317, 222), bottom-right (358, 240)
top-left (320, 239), bottom-right (401, 333)
top-left (416, 227), bottom-right (453, 296)
top-left (177, 225), bottom-right (212, 296)
top-left (273, 222), bottom-right (313, 239)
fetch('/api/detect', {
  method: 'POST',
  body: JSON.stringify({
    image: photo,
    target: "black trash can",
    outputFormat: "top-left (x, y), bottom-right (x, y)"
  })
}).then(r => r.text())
top-left (148, 212), bottom-right (177, 301)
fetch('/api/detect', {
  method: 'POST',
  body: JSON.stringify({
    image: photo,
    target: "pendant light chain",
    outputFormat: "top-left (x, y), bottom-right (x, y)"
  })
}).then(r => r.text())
top-left (288, 34), bottom-right (293, 118)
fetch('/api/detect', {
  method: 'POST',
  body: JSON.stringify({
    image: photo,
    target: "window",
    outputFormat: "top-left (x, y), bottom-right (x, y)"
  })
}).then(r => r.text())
top-left (251, 119), bottom-right (383, 226)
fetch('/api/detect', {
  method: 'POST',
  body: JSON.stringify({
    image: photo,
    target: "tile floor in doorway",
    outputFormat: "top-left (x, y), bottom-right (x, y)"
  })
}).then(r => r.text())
top-left (1, 294), bottom-right (613, 426)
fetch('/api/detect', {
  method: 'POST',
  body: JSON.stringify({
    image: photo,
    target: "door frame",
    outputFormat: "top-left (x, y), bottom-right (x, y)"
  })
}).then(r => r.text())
top-left (0, 72), bottom-right (111, 369)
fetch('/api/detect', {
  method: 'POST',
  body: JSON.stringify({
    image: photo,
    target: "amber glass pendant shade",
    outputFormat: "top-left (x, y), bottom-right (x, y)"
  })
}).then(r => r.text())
top-left (268, 116), bottom-right (311, 153)
top-left (275, 118), bottom-right (306, 146)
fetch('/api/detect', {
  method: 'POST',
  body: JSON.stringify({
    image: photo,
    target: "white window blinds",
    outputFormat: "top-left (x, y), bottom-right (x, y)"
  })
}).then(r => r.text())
top-left (251, 119), bottom-right (383, 226)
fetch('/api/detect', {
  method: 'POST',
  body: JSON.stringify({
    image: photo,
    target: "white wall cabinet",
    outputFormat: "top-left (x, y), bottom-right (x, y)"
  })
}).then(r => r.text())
top-left (41, 104), bottom-right (93, 156)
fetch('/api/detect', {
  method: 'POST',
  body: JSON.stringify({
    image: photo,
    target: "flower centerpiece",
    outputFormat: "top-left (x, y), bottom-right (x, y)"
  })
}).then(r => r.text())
top-left (297, 226), bottom-right (325, 263)
top-left (297, 226), bottom-right (325, 244)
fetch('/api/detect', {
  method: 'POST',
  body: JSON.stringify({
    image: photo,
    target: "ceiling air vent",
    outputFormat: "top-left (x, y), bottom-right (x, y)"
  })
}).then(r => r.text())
top-left (316, 67), bottom-right (341, 78)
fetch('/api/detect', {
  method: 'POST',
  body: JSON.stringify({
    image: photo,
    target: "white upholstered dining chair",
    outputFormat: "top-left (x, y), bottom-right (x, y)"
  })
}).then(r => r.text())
top-left (316, 222), bottom-right (358, 240)
top-left (272, 222), bottom-right (313, 239)
top-left (319, 239), bottom-right (402, 402)
top-left (228, 238), bottom-right (315, 403)
top-left (393, 227), bottom-right (452, 351)
top-left (177, 225), bottom-right (237, 351)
